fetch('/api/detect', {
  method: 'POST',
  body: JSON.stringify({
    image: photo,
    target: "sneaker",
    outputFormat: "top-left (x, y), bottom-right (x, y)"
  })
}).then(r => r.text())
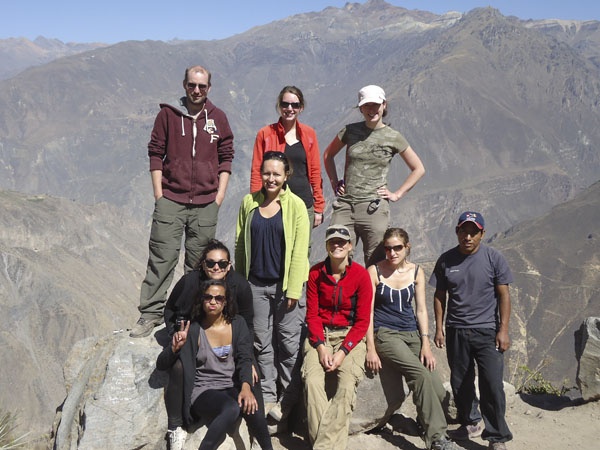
top-left (263, 401), bottom-right (277, 417)
top-left (167, 427), bottom-right (187, 450)
top-left (267, 402), bottom-right (289, 422)
top-left (129, 317), bottom-right (160, 338)
top-left (431, 437), bottom-right (460, 450)
top-left (448, 423), bottom-right (483, 440)
top-left (488, 443), bottom-right (507, 450)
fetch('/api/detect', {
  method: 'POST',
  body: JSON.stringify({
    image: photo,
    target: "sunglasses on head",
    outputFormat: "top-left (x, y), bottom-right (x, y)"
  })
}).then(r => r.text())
top-left (204, 259), bottom-right (229, 269)
top-left (202, 294), bottom-right (226, 303)
top-left (384, 244), bottom-right (405, 252)
top-left (262, 151), bottom-right (289, 166)
top-left (326, 227), bottom-right (350, 237)
top-left (279, 101), bottom-right (301, 109)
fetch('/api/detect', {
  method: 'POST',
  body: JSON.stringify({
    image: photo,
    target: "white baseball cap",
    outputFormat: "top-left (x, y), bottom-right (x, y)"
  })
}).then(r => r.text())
top-left (357, 85), bottom-right (386, 106)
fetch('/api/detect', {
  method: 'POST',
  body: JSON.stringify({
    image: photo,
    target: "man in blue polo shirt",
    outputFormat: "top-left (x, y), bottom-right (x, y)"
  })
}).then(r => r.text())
top-left (430, 212), bottom-right (513, 450)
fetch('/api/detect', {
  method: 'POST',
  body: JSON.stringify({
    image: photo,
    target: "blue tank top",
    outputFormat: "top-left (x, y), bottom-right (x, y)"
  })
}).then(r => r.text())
top-left (373, 265), bottom-right (419, 332)
top-left (249, 208), bottom-right (284, 282)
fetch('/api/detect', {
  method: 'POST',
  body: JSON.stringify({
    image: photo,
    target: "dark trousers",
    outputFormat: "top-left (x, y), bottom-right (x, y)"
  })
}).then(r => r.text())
top-left (165, 359), bottom-right (272, 449)
top-left (190, 387), bottom-right (272, 450)
top-left (446, 327), bottom-right (513, 443)
top-left (165, 359), bottom-right (185, 429)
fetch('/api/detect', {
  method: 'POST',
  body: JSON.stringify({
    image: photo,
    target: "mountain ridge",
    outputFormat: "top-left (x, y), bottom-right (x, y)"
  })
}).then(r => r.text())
top-left (0, 0), bottom-right (599, 442)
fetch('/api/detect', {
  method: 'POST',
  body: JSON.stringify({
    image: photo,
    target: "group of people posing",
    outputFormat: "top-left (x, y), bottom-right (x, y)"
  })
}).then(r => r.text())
top-left (131, 65), bottom-right (514, 450)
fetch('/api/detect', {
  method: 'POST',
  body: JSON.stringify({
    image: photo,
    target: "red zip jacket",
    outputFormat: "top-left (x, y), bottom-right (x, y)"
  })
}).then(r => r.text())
top-left (306, 259), bottom-right (373, 354)
top-left (148, 98), bottom-right (234, 205)
top-left (250, 119), bottom-right (324, 214)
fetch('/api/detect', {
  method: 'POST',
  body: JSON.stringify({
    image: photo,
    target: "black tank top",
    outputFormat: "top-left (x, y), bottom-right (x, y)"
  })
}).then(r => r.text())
top-left (285, 141), bottom-right (313, 208)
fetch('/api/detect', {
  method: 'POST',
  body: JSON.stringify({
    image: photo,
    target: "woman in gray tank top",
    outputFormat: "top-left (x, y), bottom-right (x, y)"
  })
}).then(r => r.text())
top-left (156, 279), bottom-right (272, 450)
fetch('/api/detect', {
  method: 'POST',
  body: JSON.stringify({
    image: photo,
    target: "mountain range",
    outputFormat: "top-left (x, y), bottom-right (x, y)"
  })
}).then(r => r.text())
top-left (0, 36), bottom-right (107, 81)
top-left (0, 0), bottom-right (598, 442)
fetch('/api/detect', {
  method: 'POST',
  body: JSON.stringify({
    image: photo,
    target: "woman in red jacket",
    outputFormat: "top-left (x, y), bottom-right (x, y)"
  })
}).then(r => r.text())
top-left (250, 86), bottom-right (324, 230)
top-left (301, 224), bottom-right (373, 450)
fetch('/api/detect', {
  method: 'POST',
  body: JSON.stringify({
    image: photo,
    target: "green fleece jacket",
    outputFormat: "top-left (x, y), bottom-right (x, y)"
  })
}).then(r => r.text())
top-left (235, 187), bottom-right (310, 300)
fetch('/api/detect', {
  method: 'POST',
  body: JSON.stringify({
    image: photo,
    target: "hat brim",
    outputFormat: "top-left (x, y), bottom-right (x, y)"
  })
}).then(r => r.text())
top-left (457, 219), bottom-right (484, 230)
top-left (358, 97), bottom-right (385, 107)
top-left (325, 232), bottom-right (351, 242)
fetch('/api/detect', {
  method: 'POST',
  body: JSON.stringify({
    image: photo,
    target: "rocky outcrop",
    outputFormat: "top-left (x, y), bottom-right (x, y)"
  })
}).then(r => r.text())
top-left (52, 327), bottom-right (251, 450)
top-left (51, 326), bottom-right (414, 448)
top-left (351, 367), bottom-right (409, 433)
top-left (575, 317), bottom-right (600, 401)
top-left (51, 324), bottom-right (525, 449)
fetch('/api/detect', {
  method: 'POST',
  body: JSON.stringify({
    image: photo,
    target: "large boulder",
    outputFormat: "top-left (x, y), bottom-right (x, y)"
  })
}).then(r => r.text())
top-left (350, 367), bottom-right (409, 433)
top-left (575, 317), bottom-right (600, 402)
top-left (51, 326), bottom-right (250, 450)
top-left (52, 327), bottom-right (527, 448)
top-left (51, 326), bottom-right (417, 448)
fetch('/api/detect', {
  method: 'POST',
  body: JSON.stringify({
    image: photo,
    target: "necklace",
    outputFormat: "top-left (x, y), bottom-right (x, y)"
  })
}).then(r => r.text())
top-left (395, 266), bottom-right (410, 274)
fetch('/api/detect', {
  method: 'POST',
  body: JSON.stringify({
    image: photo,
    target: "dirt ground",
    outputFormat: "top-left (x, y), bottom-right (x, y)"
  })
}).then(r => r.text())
top-left (270, 393), bottom-right (599, 450)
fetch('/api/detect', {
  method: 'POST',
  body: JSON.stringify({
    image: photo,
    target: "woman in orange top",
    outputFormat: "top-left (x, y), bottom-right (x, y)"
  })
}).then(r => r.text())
top-left (250, 86), bottom-right (324, 229)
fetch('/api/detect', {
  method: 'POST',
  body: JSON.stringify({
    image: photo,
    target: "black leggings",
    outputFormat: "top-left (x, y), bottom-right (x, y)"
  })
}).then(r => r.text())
top-left (165, 360), bottom-right (272, 449)
top-left (191, 388), bottom-right (272, 450)
top-left (165, 359), bottom-right (185, 429)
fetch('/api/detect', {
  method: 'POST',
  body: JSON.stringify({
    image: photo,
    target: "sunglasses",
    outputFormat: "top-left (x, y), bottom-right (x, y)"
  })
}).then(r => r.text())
top-left (279, 101), bottom-right (301, 109)
top-left (384, 244), bottom-right (405, 253)
top-left (202, 294), bottom-right (226, 303)
top-left (367, 198), bottom-right (381, 214)
top-left (204, 259), bottom-right (229, 269)
top-left (186, 83), bottom-right (209, 91)
top-left (326, 227), bottom-right (350, 237)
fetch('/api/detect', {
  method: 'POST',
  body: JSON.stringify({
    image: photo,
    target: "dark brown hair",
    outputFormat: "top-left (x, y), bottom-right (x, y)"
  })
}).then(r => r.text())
top-left (191, 279), bottom-right (237, 323)
top-left (383, 227), bottom-right (410, 256)
top-left (261, 151), bottom-right (293, 177)
top-left (277, 85), bottom-right (305, 111)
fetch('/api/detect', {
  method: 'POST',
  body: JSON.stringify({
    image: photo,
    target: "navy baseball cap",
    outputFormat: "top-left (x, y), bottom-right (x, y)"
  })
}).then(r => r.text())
top-left (457, 211), bottom-right (485, 230)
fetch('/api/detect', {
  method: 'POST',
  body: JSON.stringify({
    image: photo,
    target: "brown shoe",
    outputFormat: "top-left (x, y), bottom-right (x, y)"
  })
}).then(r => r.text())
top-left (129, 317), bottom-right (161, 338)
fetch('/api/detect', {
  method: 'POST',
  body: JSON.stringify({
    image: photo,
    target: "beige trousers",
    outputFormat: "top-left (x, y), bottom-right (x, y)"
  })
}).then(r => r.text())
top-left (301, 328), bottom-right (366, 450)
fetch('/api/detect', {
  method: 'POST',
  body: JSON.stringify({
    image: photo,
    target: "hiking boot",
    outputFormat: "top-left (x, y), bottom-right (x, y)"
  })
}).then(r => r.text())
top-left (167, 426), bottom-right (187, 450)
top-left (129, 317), bottom-right (161, 338)
top-left (488, 442), bottom-right (507, 450)
top-left (448, 423), bottom-right (483, 440)
top-left (431, 437), bottom-right (460, 450)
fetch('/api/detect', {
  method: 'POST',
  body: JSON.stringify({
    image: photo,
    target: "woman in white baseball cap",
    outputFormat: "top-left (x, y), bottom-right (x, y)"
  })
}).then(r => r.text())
top-left (323, 85), bottom-right (425, 266)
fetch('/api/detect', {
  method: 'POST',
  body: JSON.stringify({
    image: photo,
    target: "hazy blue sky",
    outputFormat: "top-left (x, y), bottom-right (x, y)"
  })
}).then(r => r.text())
top-left (2, 1), bottom-right (599, 43)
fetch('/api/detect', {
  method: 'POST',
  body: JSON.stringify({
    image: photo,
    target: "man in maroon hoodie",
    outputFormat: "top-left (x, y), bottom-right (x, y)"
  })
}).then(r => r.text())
top-left (131, 65), bottom-right (234, 338)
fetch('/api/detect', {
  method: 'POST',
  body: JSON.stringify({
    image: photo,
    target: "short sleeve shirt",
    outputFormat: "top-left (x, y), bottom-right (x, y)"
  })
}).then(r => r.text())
top-left (429, 245), bottom-right (513, 329)
top-left (338, 122), bottom-right (409, 202)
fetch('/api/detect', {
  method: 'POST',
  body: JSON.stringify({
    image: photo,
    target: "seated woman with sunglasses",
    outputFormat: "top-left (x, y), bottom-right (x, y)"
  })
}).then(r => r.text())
top-left (162, 240), bottom-right (257, 450)
top-left (302, 224), bottom-right (373, 450)
top-left (164, 239), bottom-right (253, 337)
top-left (365, 228), bottom-right (456, 450)
top-left (157, 279), bottom-right (273, 450)
top-left (250, 85), bottom-right (324, 230)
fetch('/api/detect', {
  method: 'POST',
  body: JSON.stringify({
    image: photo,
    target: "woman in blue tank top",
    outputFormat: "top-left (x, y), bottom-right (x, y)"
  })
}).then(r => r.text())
top-left (365, 228), bottom-right (458, 450)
